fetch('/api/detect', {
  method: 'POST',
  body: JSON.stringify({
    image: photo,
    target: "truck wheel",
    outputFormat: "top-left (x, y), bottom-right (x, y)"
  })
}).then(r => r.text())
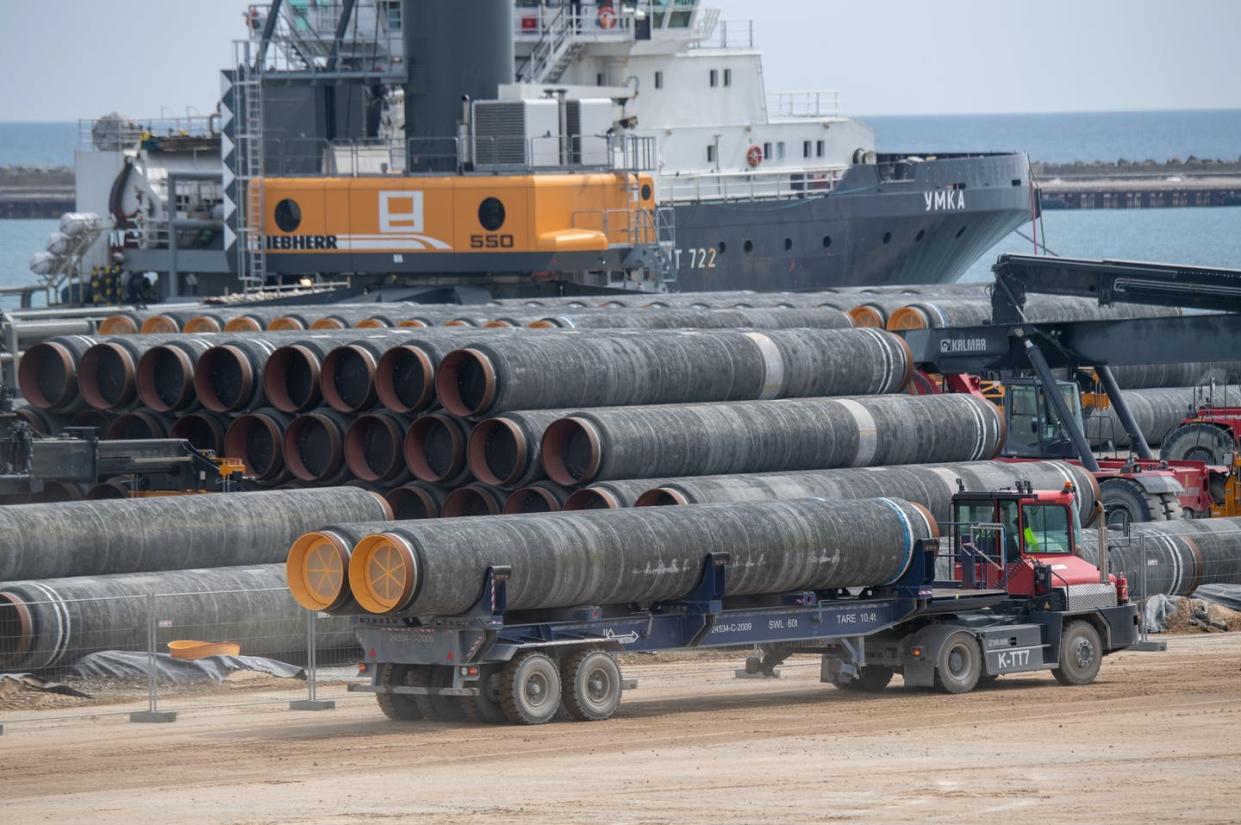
top-left (375, 663), bottom-right (423, 721)
top-left (460, 667), bottom-right (507, 724)
top-left (934, 632), bottom-right (982, 694)
top-left (1161, 423), bottom-right (1234, 466)
top-left (1100, 478), bottom-right (1177, 528)
top-left (834, 666), bottom-right (894, 692)
top-left (561, 649), bottom-right (623, 721)
top-left (411, 666), bottom-right (466, 722)
top-left (1053, 621), bottom-right (1102, 686)
top-left (499, 651), bottom-right (562, 725)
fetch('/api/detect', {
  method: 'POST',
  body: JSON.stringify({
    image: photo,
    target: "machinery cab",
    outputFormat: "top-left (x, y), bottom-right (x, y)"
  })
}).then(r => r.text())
top-left (1001, 378), bottom-right (1084, 460)
top-left (949, 482), bottom-right (1114, 600)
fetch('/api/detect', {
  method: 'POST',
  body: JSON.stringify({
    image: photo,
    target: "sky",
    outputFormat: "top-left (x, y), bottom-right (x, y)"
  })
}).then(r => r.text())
top-left (1, 0), bottom-right (1238, 121)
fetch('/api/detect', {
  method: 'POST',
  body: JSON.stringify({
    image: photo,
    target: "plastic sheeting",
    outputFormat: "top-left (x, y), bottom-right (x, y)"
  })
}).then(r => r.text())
top-left (69, 651), bottom-right (305, 685)
top-left (1193, 584), bottom-right (1241, 613)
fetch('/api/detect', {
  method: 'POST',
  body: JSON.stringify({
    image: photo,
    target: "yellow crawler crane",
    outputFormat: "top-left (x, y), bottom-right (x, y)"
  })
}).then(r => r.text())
top-left (255, 172), bottom-right (668, 289)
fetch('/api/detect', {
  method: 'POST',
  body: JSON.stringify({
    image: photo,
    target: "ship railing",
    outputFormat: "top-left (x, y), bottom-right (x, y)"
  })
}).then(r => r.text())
top-left (79, 116), bottom-right (220, 152)
top-left (514, 2), bottom-right (640, 43)
top-left (259, 133), bottom-right (658, 176)
top-left (570, 206), bottom-right (659, 248)
top-left (134, 219), bottom-right (226, 253)
top-left (662, 167), bottom-right (845, 203)
top-left (689, 15), bottom-right (749, 49)
top-left (767, 90), bottom-right (842, 119)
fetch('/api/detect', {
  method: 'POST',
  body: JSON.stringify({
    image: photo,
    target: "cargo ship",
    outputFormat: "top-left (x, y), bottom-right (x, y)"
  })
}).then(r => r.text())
top-left (33, 0), bottom-right (1033, 303)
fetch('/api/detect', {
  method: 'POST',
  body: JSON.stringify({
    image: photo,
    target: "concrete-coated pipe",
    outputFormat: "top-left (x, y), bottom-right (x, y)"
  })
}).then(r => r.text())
top-left (225, 407), bottom-right (294, 485)
top-left (262, 340), bottom-right (334, 413)
top-left (136, 336), bottom-right (217, 412)
top-left (404, 412), bottom-right (473, 487)
top-left (503, 481), bottom-right (572, 514)
top-left (542, 393), bottom-right (1005, 485)
top-left (268, 311), bottom-right (316, 331)
top-left (182, 311), bottom-right (228, 333)
top-left (220, 307), bottom-right (297, 332)
top-left (319, 331), bottom-right (428, 413)
top-left (0, 486), bottom-right (390, 582)
top-left (1078, 516), bottom-right (1241, 598)
top-left (68, 409), bottom-right (114, 432)
top-left (468, 409), bottom-right (571, 489)
top-left (436, 328), bottom-right (912, 417)
top-left (17, 334), bottom-right (99, 412)
top-left (344, 497), bottom-right (937, 616)
top-left (194, 337), bottom-right (283, 413)
top-left (1106, 362), bottom-right (1241, 390)
top-left (14, 405), bottom-right (66, 437)
top-left (306, 307), bottom-right (405, 329)
top-left (169, 411), bottom-right (230, 454)
top-left (562, 479), bottom-right (681, 510)
top-left (885, 295), bottom-right (1179, 331)
top-left (285, 409), bottom-right (353, 484)
top-left (530, 306), bottom-right (853, 331)
top-left (1084, 386), bottom-right (1241, 447)
top-left (80, 334), bottom-right (215, 411)
top-left (140, 310), bottom-right (202, 334)
top-left (346, 411), bottom-right (413, 485)
top-left (384, 482), bottom-right (449, 520)
top-left (285, 521), bottom-right (399, 613)
top-left (634, 460), bottom-right (1100, 526)
top-left (373, 329), bottom-right (521, 413)
top-left (105, 410), bottom-right (171, 440)
top-left (0, 564), bottom-right (361, 671)
top-left (440, 483), bottom-right (506, 518)
top-left (98, 310), bottom-right (154, 335)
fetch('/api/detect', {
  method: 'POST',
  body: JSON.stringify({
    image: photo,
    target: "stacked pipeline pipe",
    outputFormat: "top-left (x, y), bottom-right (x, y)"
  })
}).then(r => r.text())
top-left (288, 497), bottom-right (938, 617)
top-left (882, 294), bottom-right (1178, 331)
top-left (0, 488), bottom-right (392, 670)
top-left (1078, 516), bottom-right (1241, 598)
top-left (1083, 386), bottom-right (1241, 447)
top-left (541, 394), bottom-right (1005, 485)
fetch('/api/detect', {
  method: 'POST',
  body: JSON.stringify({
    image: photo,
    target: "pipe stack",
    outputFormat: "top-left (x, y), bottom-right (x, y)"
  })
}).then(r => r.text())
top-left (0, 488), bottom-right (392, 670)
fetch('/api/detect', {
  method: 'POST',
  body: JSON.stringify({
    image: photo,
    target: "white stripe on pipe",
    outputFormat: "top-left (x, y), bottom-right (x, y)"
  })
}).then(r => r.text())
top-left (838, 399), bottom-right (879, 467)
top-left (921, 302), bottom-right (949, 328)
top-left (859, 327), bottom-right (894, 392)
top-left (22, 581), bottom-right (67, 668)
top-left (743, 332), bottom-right (784, 399)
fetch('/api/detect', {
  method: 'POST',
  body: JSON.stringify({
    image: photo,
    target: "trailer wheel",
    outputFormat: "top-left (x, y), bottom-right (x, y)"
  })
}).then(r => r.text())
top-left (1100, 478), bottom-right (1177, 528)
top-left (460, 667), bottom-right (507, 724)
top-left (1161, 422), bottom-right (1235, 467)
top-left (934, 632), bottom-right (981, 694)
top-left (1052, 621), bottom-right (1102, 686)
top-left (561, 649), bottom-right (623, 721)
top-left (499, 651), bottom-right (562, 725)
top-left (375, 664), bottom-right (424, 721)
top-left (411, 666), bottom-right (466, 722)
top-left (834, 666), bottom-right (894, 693)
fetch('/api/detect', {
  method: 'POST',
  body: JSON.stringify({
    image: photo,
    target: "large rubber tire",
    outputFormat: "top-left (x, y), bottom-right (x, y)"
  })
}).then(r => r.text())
top-left (560, 649), bottom-right (623, 721)
top-left (499, 651), bottom-right (562, 725)
top-left (1161, 423), bottom-right (1235, 466)
top-left (459, 667), bottom-right (507, 724)
top-left (374, 663), bottom-right (424, 721)
top-left (1100, 477), bottom-right (1177, 528)
top-left (411, 666), bottom-right (466, 722)
top-left (833, 665), bottom-right (894, 693)
top-left (934, 632), bottom-right (982, 695)
top-left (1053, 620), bottom-right (1103, 686)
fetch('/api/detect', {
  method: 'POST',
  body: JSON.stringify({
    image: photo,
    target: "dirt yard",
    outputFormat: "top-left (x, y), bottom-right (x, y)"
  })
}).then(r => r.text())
top-left (2, 634), bottom-right (1240, 825)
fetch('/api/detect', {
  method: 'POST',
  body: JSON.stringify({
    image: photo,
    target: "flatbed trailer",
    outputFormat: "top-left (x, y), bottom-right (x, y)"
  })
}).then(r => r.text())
top-left (349, 486), bottom-right (1141, 725)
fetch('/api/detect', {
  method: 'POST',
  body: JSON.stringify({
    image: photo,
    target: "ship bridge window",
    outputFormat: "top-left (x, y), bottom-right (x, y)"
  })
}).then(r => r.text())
top-left (816, 140), bottom-right (825, 158)
top-left (776, 142), bottom-right (786, 160)
top-left (655, 71), bottom-right (664, 90)
top-left (706, 144), bottom-right (716, 164)
top-left (803, 141), bottom-right (812, 159)
top-left (709, 69), bottom-right (719, 87)
top-left (763, 142), bottom-right (772, 160)
top-left (724, 69), bottom-right (732, 87)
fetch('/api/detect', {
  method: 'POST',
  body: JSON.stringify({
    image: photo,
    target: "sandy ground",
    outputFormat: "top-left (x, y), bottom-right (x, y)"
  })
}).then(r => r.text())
top-left (2, 635), bottom-right (1240, 825)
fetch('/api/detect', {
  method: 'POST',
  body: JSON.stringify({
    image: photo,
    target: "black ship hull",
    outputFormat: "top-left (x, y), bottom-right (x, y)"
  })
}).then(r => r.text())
top-left (666, 152), bottom-right (1032, 291)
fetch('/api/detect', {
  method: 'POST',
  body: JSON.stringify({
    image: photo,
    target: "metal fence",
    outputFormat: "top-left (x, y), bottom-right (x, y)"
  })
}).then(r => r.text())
top-left (0, 587), bottom-right (365, 731)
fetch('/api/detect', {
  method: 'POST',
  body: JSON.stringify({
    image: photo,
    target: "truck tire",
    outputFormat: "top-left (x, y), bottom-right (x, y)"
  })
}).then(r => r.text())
top-left (560, 649), bottom-right (623, 721)
top-left (1161, 423), bottom-right (1235, 467)
top-left (460, 666), bottom-right (507, 724)
top-left (499, 651), bottom-right (562, 725)
top-left (933, 632), bottom-right (981, 694)
top-left (411, 666), bottom-right (466, 722)
top-left (1100, 477), bottom-right (1177, 528)
top-left (375, 663), bottom-right (424, 721)
top-left (833, 666), bottom-right (894, 692)
top-left (1052, 621), bottom-right (1102, 686)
